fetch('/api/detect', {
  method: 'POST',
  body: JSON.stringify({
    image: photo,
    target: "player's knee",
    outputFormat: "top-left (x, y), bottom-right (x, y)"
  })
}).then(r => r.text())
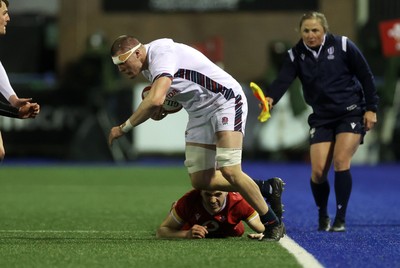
top-left (311, 161), bottom-right (330, 181)
top-left (218, 165), bottom-right (238, 184)
top-left (311, 168), bottom-right (327, 183)
top-left (333, 158), bottom-right (351, 171)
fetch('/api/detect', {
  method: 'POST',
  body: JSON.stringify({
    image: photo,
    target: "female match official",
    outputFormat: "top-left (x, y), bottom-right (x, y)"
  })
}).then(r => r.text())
top-left (262, 11), bottom-right (379, 232)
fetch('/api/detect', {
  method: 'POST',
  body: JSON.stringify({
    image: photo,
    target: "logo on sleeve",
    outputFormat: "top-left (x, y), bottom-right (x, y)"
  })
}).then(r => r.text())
top-left (346, 104), bottom-right (357, 111)
top-left (327, 46), bottom-right (335, 60)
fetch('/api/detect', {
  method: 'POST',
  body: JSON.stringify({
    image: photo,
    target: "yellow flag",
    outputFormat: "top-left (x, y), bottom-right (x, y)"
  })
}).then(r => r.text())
top-left (249, 82), bottom-right (271, 122)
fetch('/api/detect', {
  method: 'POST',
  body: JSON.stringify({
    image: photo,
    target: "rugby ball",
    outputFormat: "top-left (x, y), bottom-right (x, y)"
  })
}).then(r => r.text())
top-left (141, 86), bottom-right (183, 113)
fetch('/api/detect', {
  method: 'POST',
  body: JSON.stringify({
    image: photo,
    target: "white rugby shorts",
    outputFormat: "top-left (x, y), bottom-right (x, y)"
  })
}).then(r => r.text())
top-left (185, 96), bottom-right (248, 144)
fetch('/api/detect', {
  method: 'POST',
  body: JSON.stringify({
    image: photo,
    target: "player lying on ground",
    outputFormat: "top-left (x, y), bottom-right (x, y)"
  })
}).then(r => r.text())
top-left (156, 177), bottom-right (284, 239)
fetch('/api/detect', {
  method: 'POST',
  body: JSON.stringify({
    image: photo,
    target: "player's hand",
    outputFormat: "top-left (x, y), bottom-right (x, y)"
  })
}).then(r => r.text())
top-left (18, 103), bottom-right (40, 119)
top-left (187, 224), bottom-right (208, 239)
top-left (108, 126), bottom-right (125, 146)
top-left (247, 233), bottom-right (264, 240)
top-left (364, 111), bottom-right (377, 131)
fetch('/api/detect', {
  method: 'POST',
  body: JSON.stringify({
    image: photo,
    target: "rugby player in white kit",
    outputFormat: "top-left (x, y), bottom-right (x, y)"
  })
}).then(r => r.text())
top-left (108, 36), bottom-right (285, 241)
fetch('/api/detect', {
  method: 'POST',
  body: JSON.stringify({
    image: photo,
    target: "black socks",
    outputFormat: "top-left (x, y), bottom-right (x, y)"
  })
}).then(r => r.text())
top-left (334, 169), bottom-right (352, 221)
top-left (310, 179), bottom-right (330, 218)
top-left (310, 169), bottom-right (352, 221)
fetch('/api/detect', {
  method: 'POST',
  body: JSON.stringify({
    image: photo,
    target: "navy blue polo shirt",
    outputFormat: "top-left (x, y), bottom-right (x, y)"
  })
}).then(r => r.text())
top-left (266, 33), bottom-right (379, 127)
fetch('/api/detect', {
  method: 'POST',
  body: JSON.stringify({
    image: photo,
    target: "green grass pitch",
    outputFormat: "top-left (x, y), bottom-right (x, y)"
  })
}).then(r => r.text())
top-left (0, 165), bottom-right (300, 267)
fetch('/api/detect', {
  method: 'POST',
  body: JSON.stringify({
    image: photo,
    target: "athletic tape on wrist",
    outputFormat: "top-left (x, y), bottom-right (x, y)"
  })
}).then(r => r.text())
top-left (120, 119), bottom-right (133, 133)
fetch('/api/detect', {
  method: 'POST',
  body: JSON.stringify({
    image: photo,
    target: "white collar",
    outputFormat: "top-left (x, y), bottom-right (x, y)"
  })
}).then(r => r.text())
top-left (303, 34), bottom-right (326, 59)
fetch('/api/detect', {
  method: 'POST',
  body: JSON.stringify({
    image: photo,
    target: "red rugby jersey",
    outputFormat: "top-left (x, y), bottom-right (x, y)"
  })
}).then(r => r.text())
top-left (172, 189), bottom-right (258, 238)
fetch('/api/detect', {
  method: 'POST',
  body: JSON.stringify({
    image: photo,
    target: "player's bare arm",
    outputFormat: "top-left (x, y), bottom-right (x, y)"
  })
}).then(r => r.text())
top-left (108, 77), bottom-right (172, 146)
top-left (156, 205), bottom-right (209, 239)
top-left (246, 216), bottom-right (265, 234)
top-left (156, 212), bottom-right (190, 239)
top-left (142, 77), bottom-right (172, 120)
top-left (245, 215), bottom-right (266, 240)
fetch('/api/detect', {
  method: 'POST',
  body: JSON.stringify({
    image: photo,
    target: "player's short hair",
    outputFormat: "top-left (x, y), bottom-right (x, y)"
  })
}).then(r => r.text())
top-left (110, 35), bottom-right (141, 56)
top-left (299, 11), bottom-right (329, 33)
top-left (0, 0), bottom-right (9, 7)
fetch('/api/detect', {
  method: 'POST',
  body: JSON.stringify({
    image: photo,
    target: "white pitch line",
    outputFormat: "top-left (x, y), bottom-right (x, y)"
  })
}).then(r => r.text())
top-left (279, 235), bottom-right (324, 268)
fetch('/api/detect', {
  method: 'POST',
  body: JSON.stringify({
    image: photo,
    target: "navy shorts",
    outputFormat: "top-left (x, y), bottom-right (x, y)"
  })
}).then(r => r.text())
top-left (309, 115), bottom-right (365, 145)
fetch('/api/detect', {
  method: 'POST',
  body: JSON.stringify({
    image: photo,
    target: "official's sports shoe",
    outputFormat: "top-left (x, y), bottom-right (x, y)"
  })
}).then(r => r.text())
top-left (330, 218), bottom-right (346, 232)
top-left (318, 216), bottom-right (331, 232)
top-left (262, 222), bottom-right (286, 241)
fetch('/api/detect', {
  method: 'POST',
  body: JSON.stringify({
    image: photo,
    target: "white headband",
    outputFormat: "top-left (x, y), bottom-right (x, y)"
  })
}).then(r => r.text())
top-left (112, 43), bottom-right (142, 65)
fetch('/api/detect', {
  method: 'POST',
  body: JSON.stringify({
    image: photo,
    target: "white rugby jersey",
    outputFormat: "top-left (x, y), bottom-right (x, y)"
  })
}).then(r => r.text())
top-left (141, 38), bottom-right (246, 118)
top-left (0, 61), bottom-right (16, 101)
